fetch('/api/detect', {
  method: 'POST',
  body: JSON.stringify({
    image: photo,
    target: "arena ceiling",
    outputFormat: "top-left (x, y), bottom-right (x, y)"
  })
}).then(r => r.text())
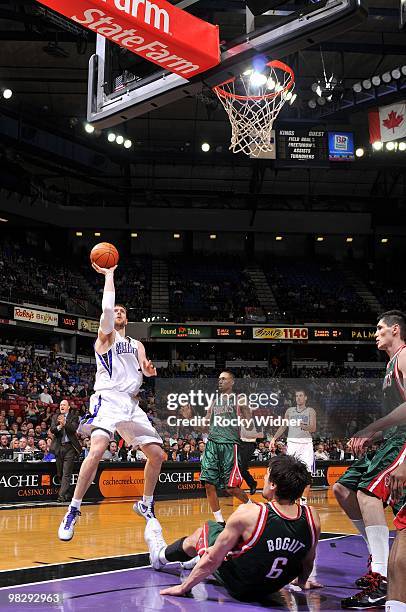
top-left (0, 0), bottom-right (406, 227)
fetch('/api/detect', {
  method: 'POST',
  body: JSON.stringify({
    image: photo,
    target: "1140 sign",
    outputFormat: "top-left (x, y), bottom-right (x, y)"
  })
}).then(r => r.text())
top-left (252, 327), bottom-right (308, 340)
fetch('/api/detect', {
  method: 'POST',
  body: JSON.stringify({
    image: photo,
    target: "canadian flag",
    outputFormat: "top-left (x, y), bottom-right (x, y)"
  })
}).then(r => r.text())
top-left (369, 101), bottom-right (406, 142)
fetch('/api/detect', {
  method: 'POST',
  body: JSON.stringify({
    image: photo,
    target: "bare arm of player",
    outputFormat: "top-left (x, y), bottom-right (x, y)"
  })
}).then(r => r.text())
top-left (137, 341), bottom-right (157, 377)
top-left (270, 409), bottom-right (289, 447)
top-left (160, 505), bottom-right (254, 597)
top-left (200, 403), bottom-right (212, 433)
top-left (296, 506), bottom-right (322, 590)
top-left (301, 407), bottom-right (317, 433)
top-left (350, 350), bottom-right (406, 455)
top-left (237, 394), bottom-right (253, 425)
top-left (349, 350), bottom-right (406, 454)
top-left (93, 262), bottom-right (118, 354)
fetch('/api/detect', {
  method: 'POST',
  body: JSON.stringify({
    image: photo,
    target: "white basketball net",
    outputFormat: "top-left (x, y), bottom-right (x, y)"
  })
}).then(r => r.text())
top-left (213, 60), bottom-right (295, 157)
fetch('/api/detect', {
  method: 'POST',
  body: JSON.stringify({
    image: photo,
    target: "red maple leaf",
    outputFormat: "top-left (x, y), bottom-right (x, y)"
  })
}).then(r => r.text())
top-left (383, 110), bottom-right (404, 132)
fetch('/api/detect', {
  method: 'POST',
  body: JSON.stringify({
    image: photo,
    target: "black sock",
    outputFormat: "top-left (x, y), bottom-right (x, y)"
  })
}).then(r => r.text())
top-left (164, 537), bottom-right (194, 562)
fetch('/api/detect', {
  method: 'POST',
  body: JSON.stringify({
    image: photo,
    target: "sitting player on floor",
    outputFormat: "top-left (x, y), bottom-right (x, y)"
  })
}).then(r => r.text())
top-left (145, 454), bottom-right (322, 601)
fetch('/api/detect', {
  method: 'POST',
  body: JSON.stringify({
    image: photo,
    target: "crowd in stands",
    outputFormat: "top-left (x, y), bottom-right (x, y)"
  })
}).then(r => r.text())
top-left (79, 254), bottom-right (152, 321)
top-left (0, 239), bottom-right (95, 314)
top-left (0, 336), bottom-right (387, 473)
top-left (0, 399), bottom-right (363, 466)
top-left (0, 238), bottom-right (151, 320)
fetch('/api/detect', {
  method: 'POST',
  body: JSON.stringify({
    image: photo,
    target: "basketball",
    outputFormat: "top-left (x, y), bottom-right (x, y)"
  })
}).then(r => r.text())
top-left (90, 242), bottom-right (119, 268)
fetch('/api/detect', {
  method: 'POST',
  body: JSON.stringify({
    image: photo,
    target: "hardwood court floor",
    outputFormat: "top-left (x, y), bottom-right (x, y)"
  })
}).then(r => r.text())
top-left (0, 489), bottom-right (396, 572)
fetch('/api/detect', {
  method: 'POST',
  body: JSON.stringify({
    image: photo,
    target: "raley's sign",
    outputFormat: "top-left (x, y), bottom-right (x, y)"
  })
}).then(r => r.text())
top-left (36, 0), bottom-right (220, 78)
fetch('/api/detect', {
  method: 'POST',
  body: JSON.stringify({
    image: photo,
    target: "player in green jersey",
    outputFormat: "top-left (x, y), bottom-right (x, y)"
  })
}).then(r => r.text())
top-left (333, 310), bottom-right (406, 610)
top-left (347, 337), bottom-right (406, 612)
top-left (145, 454), bottom-right (321, 601)
top-left (200, 370), bottom-right (253, 524)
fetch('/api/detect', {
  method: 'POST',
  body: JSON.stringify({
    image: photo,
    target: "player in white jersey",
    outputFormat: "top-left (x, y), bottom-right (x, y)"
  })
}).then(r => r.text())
top-left (270, 389), bottom-right (316, 502)
top-left (58, 263), bottom-right (164, 541)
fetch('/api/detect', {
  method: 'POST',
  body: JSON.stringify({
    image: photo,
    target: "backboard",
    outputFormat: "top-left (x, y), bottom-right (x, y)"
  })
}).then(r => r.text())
top-left (87, 0), bottom-right (368, 128)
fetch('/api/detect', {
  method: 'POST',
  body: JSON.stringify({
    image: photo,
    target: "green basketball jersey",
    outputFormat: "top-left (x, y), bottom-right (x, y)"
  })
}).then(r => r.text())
top-left (382, 345), bottom-right (406, 436)
top-left (208, 393), bottom-right (240, 444)
top-left (215, 501), bottom-right (314, 597)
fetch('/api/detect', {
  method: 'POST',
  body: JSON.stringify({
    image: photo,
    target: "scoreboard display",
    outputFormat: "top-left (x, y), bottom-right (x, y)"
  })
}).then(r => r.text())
top-left (328, 132), bottom-right (355, 161)
top-left (277, 128), bottom-right (328, 165)
top-left (311, 328), bottom-right (344, 340)
top-left (149, 325), bottom-right (376, 342)
top-left (213, 326), bottom-right (249, 338)
top-left (310, 327), bottom-right (376, 341)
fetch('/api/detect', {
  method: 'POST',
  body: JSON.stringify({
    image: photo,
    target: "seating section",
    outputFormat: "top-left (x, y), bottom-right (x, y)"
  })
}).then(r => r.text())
top-left (0, 239), bottom-right (151, 320)
top-left (169, 254), bottom-right (260, 321)
top-left (356, 261), bottom-right (406, 313)
top-left (80, 255), bottom-right (152, 321)
top-left (2, 237), bottom-right (402, 323)
top-left (264, 259), bottom-right (373, 322)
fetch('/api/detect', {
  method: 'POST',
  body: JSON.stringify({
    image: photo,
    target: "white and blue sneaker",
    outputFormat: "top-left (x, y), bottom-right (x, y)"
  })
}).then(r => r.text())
top-left (144, 518), bottom-right (167, 570)
top-left (133, 500), bottom-right (155, 521)
top-left (58, 507), bottom-right (81, 541)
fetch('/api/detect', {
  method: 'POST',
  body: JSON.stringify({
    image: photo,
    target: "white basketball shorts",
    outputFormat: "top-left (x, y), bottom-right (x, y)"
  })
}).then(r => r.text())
top-left (79, 390), bottom-right (162, 448)
top-left (286, 439), bottom-right (315, 473)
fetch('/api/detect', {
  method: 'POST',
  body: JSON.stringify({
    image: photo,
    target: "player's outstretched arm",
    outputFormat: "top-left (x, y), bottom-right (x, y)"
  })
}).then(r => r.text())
top-left (160, 505), bottom-right (252, 597)
top-left (349, 402), bottom-right (406, 456)
top-left (93, 262), bottom-right (118, 352)
top-left (349, 351), bottom-right (406, 455)
top-left (137, 341), bottom-right (157, 377)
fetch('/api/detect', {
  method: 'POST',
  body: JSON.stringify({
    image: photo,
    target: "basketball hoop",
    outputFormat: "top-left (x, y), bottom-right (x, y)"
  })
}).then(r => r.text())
top-left (212, 60), bottom-right (295, 157)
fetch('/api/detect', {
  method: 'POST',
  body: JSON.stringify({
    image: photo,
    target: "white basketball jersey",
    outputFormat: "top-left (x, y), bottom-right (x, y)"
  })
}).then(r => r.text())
top-left (94, 332), bottom-right (143, 395)
top-left (287, 406), bottom-right (312, 441)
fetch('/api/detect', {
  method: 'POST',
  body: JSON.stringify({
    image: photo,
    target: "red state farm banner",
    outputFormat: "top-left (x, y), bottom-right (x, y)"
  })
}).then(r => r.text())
top-left (368, 101), bottom-right (406, 143)
top-left (36, 0), bottom-right (220, 78)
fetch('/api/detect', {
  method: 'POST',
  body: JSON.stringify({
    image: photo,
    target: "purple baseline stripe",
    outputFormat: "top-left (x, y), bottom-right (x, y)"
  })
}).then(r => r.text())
top-left (0, 535), bottom-right (373, 612)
